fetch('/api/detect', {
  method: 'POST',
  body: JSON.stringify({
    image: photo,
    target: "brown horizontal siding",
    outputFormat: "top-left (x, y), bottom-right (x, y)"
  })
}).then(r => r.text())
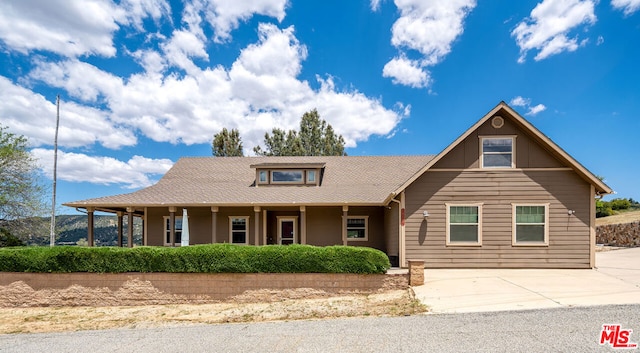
top-left (405, 169), bottom-right (592, 268)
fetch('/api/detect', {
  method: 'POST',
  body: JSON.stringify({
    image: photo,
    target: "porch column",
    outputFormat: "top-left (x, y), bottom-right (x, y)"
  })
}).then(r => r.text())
top-left (399, 191), bottom-right (406, 267)
top-left (342, 205), bottom-right (348, 246)
top-left (262, 210), bottom-right (268, 245)
top-left (300, 206), bottom-right (306, 245)
top-left (589, 185), bottom-right (596, 268)
top-left (87, 207), bottom-right (95, 247)
top-left (127, 207), bottom-right (134, 248)
top-left (254, 206), bottom-right (261, 245)
top-left (117, 211), bottom-right (123, 247)
top-left (169, 206), bottom-right (176, 247)
top-left (211, 206), bottom-right (218, 244)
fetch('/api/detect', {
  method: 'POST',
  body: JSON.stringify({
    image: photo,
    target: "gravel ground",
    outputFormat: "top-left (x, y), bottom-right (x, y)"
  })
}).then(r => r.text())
top-left (1, 304), bottom-right (638, 353)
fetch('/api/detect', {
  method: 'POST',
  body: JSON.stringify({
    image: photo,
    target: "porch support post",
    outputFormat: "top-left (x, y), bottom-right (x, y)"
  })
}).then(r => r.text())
top-left (116, 211), bottom-right (124, 247)
top-left (127, 207), bottom-right (134, 248)
top-left (254, 206), bottom-right (261, 245)
top-left (169, 206), bottom-right (177, 247)
top-left (400, 191), bottom-right (406, 267)
top-left (262, 210), bottom-right (267, 245)
top-left (342, 205), bottom-right (348, 246)
top-left (87, 207), bottom-right (95, 247)
top-left (299, 206), bottom-right (306, 245)
top-left (211, 206), bottom-right (218, 244)
top-left (589, 185), bottom-right (596, 268)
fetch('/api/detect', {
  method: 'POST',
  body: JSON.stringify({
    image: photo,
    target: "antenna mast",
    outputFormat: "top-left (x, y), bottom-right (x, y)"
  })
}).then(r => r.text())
top-left (50, 95), bottom-right (60, 247)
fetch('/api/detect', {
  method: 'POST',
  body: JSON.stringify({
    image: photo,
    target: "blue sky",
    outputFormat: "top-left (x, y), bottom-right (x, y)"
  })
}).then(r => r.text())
top-left (0, 0), bottom-right (638, 215)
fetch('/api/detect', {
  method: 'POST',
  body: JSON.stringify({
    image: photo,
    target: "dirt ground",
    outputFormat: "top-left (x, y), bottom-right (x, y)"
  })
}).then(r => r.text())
top-left (0, 280), bottom-right (426, 334)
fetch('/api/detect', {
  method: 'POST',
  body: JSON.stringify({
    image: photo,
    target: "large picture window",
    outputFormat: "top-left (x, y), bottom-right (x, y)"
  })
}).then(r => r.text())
top-left (346, 216), bottom-right (368, 241)
top-left (446, 204), bottom-right (482, 246)
top-left (513, 204), bottom-right (549, 245)
top-left (481, 137), bottom-right (514, 168)
top-left (229, 216), bottom-right (249, 244)
top-left (163, 216), bottom-right (182, 246)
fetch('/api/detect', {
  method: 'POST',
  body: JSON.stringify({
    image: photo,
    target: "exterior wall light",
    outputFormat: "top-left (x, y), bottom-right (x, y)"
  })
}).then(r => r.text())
top-left (423, 210), bottom-right (430, 219)
top-left (567, 210), bottom-right (575, 216)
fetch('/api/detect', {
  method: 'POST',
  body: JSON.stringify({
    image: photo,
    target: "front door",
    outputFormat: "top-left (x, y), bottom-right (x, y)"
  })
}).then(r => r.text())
top-left (278, 217), bottom-right (297, 245)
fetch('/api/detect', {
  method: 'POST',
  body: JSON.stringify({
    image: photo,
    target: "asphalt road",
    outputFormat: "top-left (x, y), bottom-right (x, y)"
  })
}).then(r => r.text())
top-left (1, 304), bottom-right (639, 353)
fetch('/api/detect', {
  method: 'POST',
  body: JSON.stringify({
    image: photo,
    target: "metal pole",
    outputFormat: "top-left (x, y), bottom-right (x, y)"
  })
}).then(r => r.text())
top-left (50, 95), bottom-right (60, 247)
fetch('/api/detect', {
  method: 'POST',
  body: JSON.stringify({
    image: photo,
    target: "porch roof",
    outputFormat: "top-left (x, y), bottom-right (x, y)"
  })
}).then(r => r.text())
top-left (64, 155), bottom-right (435, 209)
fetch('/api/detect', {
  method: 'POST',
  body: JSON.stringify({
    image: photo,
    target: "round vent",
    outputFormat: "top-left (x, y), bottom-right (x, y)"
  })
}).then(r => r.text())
top-left (491, 116), bottom-right (504, 129)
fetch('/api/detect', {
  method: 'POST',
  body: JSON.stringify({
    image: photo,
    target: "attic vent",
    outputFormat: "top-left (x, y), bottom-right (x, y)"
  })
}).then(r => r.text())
top-left (491, 116), bottom-right (504, 129)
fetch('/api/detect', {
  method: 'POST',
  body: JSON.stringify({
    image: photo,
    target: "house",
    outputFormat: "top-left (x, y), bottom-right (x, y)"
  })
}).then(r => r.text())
top-left (64, 102), bottom-right (612, 268)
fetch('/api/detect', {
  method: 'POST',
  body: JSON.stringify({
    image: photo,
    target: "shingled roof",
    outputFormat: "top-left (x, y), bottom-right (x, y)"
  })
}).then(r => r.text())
top-left (64, 155), bottom-right (435, 209)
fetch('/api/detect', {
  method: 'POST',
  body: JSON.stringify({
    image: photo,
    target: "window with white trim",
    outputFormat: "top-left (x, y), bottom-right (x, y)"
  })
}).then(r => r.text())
top-left (229, 216), bottom-right (249, 244)
top-left (163, 216), bottom-right (182, 246)
top-left (513, 204), bottom-right (549, 245)
top-left (346, 216), bottom-right (368, 241)
top-left (481, 137), bottom-right (514, 168)
top-left (446, 204), bottom-right (482, 245)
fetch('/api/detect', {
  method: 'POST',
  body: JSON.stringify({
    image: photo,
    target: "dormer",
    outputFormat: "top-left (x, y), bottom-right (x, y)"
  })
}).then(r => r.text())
top-left (250, 162), bottom-right (325, 186)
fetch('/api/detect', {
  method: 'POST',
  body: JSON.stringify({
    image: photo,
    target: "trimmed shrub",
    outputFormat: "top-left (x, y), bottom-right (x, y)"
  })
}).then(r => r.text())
top-left (0, 244), bottom-right (390, 274)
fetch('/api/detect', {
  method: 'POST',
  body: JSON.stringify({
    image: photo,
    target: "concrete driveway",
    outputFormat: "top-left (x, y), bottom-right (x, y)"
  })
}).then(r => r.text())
top-left (412, 247), bottom-right (640, 313)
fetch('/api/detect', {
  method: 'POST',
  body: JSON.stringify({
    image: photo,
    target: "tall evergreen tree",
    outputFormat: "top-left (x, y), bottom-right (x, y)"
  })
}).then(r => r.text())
top-left (211, 128), bottom-right (244, 157)
top-left (253, 109), bottom-right (346, 156)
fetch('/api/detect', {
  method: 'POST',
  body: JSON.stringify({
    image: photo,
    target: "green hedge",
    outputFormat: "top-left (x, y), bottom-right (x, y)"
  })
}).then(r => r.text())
top-left (0, 244), bottom-right (390, 274)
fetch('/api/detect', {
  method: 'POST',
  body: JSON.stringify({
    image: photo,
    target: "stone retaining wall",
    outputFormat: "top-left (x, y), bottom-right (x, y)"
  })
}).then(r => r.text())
top-left (0, 272), bottom-right (410, 307)
top-left (596, 221), bottom-right (640, 247)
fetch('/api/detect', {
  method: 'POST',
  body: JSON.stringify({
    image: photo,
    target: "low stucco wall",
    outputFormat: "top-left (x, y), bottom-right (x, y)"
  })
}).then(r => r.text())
top-left (0, 272), bottom-right (409, 307)
top-left (597, 221), bottom-right (640, 247)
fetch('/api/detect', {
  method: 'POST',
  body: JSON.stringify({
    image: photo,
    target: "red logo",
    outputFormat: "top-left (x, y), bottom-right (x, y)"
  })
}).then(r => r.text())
top-left (600, 324), bottom-right (638, 349)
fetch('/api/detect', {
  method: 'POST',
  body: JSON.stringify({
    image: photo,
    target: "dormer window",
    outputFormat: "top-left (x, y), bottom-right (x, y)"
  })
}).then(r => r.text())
top-left (252, 162), bottom-right (324, 186)
top-left (481, 136), bottom-right (515, 168)
top-left (272, 170), bottom-right (303, 183)
top-left (259, 170), bottom-right (268, 183)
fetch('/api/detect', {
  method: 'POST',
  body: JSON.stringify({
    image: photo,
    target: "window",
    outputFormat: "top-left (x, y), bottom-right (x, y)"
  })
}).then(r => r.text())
top-left (346, 216), bottom-right (368, 241)
top-left (446, 204), bottom-right (482, 246)
top-left (271, 170), bottom-right (303, 183)
top-left (229, 217), bottom-right (249, 244)
top-left (481, 137), bottom-right (514, 168)
top-left (513, 204), bottom-right (549, 245)
top-left (258, 170), bottom-right (268, 183)
top-left (307, 170), bottom-right (316, 183)
top-left (163, 216), bottom-right (182, 246)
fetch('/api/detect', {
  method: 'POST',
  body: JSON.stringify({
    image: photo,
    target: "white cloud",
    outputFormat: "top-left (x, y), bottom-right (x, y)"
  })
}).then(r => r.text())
top-left (512, 0), bottom-right (597, 63)
top-left (612, 0), bottom-right (640, 15)
top-left (371, 0), bottom-right (384, 11)
top-left (509, 96), bottom-right (546, 116)
top-left (382, 57), bottom-right (430, 88)
top-left (509, 96), bottom-right (530, 107)
top-left (0, 76), bottom-right (136, 149)
top-left (0, 0), bottom-right (168, 58)
top-left (186, 0), bottom-right (289, 43)
top-left (32, 149), bottom-right (173, 189)
top-left (29, 59), bottom-right (124, 103)
top-left (528, 103), bottom-right (547, 116)
top-left (21, 23), bottom-right (403, 152)
top-left (383, 0), bottom-right (476, 88)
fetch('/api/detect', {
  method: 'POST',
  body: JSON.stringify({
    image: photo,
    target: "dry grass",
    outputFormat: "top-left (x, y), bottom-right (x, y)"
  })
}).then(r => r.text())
top-left (596, 210), bottom-right (640, 226)
top-left (0, 289), bottom-right (426, 334)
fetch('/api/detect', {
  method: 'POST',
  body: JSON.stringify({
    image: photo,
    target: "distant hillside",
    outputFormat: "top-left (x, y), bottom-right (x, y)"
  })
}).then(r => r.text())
top-left (596, 210), bottom-right (640, 227)
top-left (3, 215), bottom-right (142, 246)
